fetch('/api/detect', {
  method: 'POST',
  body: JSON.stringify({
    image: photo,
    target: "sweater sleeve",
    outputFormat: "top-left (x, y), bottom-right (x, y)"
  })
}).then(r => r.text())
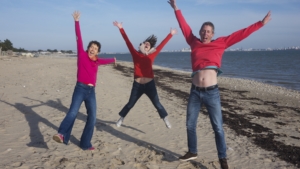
top-left (155, 33), bottom-right (173, 52)
top-left (96, 58), bottom-right (115, 66)
top-left (175, 10), bottom-right (196, 46)
top-left (75, 21), bottom-right (85, 55)
top-left (223, 21), bottom-right (264, 48)
top-left (119, 28), bottom-right (137, 55)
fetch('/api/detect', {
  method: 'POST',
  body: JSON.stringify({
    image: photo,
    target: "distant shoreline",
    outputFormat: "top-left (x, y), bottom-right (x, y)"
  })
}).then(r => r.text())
top-left (2, 53), bottom-right (300, 93)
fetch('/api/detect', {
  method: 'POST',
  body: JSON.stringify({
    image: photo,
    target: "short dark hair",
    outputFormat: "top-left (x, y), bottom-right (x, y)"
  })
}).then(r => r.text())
top-left (87, 41), bottom-right (101, 52)
top-left (144, 35), bottom-right (157, 48)
top-left (200, 22), bottom-right (215, 33)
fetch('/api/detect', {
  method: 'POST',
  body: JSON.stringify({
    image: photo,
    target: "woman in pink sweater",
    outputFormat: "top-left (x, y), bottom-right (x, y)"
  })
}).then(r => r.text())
top-left (53, 11), bottom-right (116, 150)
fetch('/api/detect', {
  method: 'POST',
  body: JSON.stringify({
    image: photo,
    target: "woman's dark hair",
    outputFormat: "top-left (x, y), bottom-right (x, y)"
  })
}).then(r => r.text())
top-left (200, 21), bottom-right (215, 33)
top-left (143, 35), bottom-right (157, 48)
top-left (87, 41), bottom-right (101, 52)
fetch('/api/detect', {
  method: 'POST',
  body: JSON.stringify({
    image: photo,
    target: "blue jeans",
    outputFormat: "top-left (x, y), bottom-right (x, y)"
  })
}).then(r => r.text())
top-left (186, 84), bottom-right (227, 159)
top-left (119, 80), bottom-right (168, 118)
top-left (58, 82), bottom-right (96, 150)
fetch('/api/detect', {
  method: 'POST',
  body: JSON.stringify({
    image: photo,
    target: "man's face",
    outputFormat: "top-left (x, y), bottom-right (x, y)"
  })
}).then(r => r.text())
top-left (144, 42), bottom-right (151, 52)
top-left (88, 43), bottom-right (99, 58)
top-left (199, 25), bottom-right (214, 44)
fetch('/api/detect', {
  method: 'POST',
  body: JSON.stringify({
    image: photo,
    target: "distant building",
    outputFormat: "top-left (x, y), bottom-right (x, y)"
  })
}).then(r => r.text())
top-left (181, 48), bottom-right (191, 52)
top-left (18, 52), bottom-right (34, 57)
top-left (39, 51), bottom-right (51, 55)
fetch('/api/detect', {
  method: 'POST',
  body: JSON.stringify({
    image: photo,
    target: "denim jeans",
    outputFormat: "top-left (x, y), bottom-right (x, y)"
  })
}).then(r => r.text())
top-left (58, 82), bottom-right (96, 150)
top-left (186, 84), bottom-right (227, 159)
top-left (119, 80), bottom-right (168, 118)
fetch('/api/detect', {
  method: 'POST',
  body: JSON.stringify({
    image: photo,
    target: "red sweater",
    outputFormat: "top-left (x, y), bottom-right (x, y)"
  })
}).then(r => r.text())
top-left (119, 28), bottom-right (173, 78)
top-left (75, 21), bottom-right (115, 86)
top-left (175, 10), bottom-right (264, 71)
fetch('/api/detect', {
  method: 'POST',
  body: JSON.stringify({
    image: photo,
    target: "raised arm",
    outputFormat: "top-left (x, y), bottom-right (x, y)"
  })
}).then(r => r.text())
top-left (155, 28), bottom-right (177, 52)
top-left (73, 11), bottom-right (84, 54)
top-left (113, 21), bottom-right (136, 54)
top-left (168, 0), bottom-right (195, 45)
top-left (223, 11), bottom-right (271, 48)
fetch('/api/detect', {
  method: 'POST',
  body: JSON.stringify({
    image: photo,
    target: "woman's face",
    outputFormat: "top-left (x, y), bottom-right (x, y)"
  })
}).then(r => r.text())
top-left (144, 42), bottom-right (151, 52)
top-left (88, 44), bottom-right (99, 56)
top-left (88, 43), bottom-right (99, 61)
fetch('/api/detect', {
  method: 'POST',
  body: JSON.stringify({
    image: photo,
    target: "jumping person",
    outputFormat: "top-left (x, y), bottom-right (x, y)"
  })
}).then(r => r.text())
top-left (53, 11), bottom-right (116, 150)
top-left (113, 21), bottom-right (177, 129)
top-left (168, 0), bottom-right (271, 168)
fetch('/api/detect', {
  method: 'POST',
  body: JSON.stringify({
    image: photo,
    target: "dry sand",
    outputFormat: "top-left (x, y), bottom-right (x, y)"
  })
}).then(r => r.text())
top-left (0, 55), bottom-right (299, 169)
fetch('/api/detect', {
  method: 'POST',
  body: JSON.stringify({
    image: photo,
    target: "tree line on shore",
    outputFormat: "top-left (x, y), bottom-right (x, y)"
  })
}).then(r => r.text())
top-left (0, 39), bottom-right (73, 54)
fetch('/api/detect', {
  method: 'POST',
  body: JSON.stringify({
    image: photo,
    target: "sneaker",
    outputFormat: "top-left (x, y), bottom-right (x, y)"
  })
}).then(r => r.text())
top-left (116, 117), bottom-right (124, 127)
top-left (163, 116), bottom-right (171, 129)
top-left (179, 152), bottom-right (197, 161)
top-left (219, 158), bottom-right (229, 169)
top-left (88, 146), bottom-right (95, 151)
top-left (53, 133), bottom-right (64, 143)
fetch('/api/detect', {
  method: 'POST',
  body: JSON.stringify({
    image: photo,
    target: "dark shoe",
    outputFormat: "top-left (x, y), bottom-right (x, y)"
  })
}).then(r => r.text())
top-left (179, 152), bottom-right (197, 161)
top-left (219, 158), bottom-right (229, 169)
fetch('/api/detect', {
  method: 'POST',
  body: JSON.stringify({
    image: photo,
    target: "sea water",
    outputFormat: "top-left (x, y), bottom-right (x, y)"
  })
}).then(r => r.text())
top-left (102, 50), bottom-right (300, 91)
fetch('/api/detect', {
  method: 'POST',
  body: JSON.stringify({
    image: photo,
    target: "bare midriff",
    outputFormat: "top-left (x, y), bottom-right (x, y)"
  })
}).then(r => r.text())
top-left (192, 69), bottom-right (217, 87)
top-left (135, 77), bottom-right (153, 84)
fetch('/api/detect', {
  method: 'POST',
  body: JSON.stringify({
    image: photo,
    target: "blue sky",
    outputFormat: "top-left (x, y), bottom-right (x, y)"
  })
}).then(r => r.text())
top-left (1, 0), bottom-right (300, 52)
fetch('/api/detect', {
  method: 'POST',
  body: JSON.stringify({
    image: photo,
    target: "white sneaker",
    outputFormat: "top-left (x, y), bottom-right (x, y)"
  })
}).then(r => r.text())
top-left (163, 116), bottom-right (171, 129)
top-left (116, 117), bottom-right (124, 127)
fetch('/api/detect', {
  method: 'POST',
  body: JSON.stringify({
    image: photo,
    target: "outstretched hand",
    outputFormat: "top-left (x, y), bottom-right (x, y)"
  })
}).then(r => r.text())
top-left (170, 28), bottom-right (178, 35)
top-left (114, 57), bottom-right (117, 67)
top-left (113, 21), bottom-right (123, 29)
top-left (262, 11), bottom-right (271, 25)
top-left (72, 11), bottom-right (80, 21)
top-left (168, 0), bottom-right (178, 10)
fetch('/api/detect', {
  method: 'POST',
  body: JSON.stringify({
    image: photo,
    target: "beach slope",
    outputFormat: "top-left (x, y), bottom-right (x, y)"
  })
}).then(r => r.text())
top-left (0, 56), bottom-right (299, 169)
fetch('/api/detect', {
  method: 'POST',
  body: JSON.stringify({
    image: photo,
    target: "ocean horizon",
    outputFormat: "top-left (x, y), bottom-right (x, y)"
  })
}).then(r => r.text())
top-left (100, 50), bottom-right (300, 92)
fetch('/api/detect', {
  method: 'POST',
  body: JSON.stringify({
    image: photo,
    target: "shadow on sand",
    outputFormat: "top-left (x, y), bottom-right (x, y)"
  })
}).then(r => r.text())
top-left (1, 97), bottom-right (207, 168)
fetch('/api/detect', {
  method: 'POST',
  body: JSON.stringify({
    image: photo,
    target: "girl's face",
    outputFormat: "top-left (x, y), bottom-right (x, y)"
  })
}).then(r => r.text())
top-left (144, 42), bottom-right (151, 52)
top-left (88, 44), bottom-right (99, 60)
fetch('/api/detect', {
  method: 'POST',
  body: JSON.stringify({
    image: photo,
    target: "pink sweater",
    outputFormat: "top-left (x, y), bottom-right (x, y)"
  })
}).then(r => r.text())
top-left (75, 21), bottom-right (114, 86)
top-left (175, 10), bottom-right (263, 71)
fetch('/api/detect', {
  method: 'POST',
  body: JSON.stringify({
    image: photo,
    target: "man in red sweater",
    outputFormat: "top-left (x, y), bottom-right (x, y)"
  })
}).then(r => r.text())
top-left (168, 0), bottom-right (271, 168)
top-left (113, 21), bottom-right (177, 129)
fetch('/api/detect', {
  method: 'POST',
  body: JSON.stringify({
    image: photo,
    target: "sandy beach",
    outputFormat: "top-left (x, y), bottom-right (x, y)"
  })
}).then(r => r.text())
top-left (0, 55), bottom-right (299, 169)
